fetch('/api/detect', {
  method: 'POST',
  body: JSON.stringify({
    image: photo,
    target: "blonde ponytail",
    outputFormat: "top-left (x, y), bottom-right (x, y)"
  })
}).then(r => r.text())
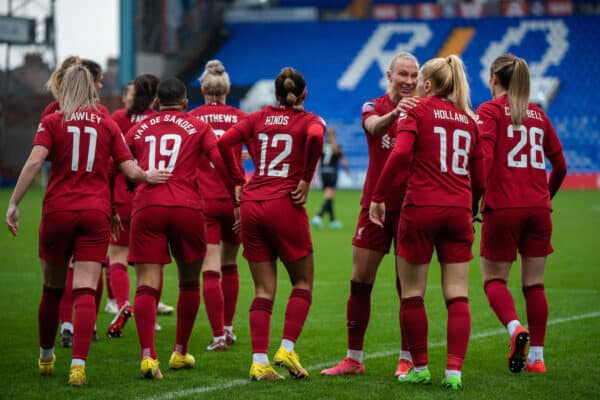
top-left (60, 65), bottom-right (97, 121)
top-left (46, 56), bottom-right (81, 102)
top-left (490, 54), bottom-right (530, 126)
top-left (446, 55), bottom-right (475, 119)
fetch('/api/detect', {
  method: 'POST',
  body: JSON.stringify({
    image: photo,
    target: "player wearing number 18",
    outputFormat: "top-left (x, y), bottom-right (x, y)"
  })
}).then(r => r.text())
top-left (5, 64), bottom-right (170, 386)
top-left (369, 55), bottom-right (485, 390)
top-left (125, 77), bottom-right (238, 380)
top-left (477, 54), bottom-right (567, 375)
top-left (218, 67), bottom-right (325, 380)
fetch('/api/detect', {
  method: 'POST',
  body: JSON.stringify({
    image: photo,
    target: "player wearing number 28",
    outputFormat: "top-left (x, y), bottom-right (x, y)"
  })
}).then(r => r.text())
top-left (125, 77), bottom-right (238, 379)
top-left (477, 54), bottom-right (566, 375)
top-left (218, 67), bottom-right (325, 380)
top-left (5, 63), bottom-right (169, 386)
top-left (369, 55), bottom-right (485, 390)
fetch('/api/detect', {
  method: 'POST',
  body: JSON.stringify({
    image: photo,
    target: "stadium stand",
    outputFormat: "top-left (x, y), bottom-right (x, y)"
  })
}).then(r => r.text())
top-left (195, 15), bottom-right (599, 187)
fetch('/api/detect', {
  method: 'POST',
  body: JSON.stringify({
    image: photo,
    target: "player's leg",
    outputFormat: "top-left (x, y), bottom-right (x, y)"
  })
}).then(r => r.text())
top-left (202, 243), bottom-right (226, 350)
top-left (521, 256), bottom-right (547, 373)
top-left (273, 254), bottom-right (314, 379)
top-left (58, 262), bottom-right (74, 347)
top-left (106, 244), bottom-right (133, 338)
top-left (221, 240), bottom-right (241, 345)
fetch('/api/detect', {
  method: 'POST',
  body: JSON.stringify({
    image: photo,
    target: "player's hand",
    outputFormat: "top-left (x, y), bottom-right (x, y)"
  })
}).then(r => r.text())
top-left (232, 206), bottom-right (241, 234)
top-left (145, 169), bottom-right (172, 184)
top-left (6, 204), bottom-right (19, 236)
top-left (290, 180), bottom-right (310, 206)
top-left (110, 213), bottom-right (124, 242)
top-left (369, 201), bottom-right (385, 228)
top-left (234, 185), bottom-right (243, 204)
top-left (241, 150), bottom-right (251, 162)
top-left (397, 96), bottom-right (419, 113)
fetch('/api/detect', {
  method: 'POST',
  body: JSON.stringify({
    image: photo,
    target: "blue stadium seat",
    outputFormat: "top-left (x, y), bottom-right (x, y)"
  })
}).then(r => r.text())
top-left (201, 16), bottom-right (600, 175)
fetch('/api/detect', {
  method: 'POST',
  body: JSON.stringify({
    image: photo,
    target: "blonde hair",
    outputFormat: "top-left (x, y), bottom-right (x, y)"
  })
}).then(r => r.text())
top-left (388, 52), bottom-right (419, 72)
top-left (490, 54), bottom-right (530, 126)
top-left (420, 55), bottom-right (474, 119)
top-left (199, 60), bottom-right (230, 103)
top-left (46, 56), bottom-right (81, 102)
top-left (60, 65), bottom-right (98, 121)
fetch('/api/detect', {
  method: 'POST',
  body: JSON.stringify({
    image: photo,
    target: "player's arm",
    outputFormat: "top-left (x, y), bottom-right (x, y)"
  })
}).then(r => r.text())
top-left (476, 104), bottom-right (498, 179)
top-left (292, 122), bottom-right (325, 206)
top-left (369, 130), bottom-right (415, 227)
top-left (218, 125), bottom-right (248, 188)
top-left (6, 145), bottom-right (49, 235)
top-left (469, 135), bottom-right (486, 216)
top-left (364, 97), bottom-right (419, 136)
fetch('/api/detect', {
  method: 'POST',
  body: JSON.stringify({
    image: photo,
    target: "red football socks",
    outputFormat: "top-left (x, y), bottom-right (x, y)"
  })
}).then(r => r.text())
top-left (401, 296), bottom-right (428, 367)
top-left (396, 274), bottom-right (409, 352)
top-left (203, 271), bottom-right (225, 337)
top-left (282, 288), bottom-right (312, 342)
top-left (446, 297), bottom-right (471, 371)
top-left (95, 272), bottom-right (103, 315)
top-left (523, 284), bottom-right (548, 346)
top-left (105, 266), bottom-right (114, 299)
top-left (109, 263), bottom-right (130, 309)
top-left (222, 264), bottom-right (239, 327)
top-left (484, 279), bottom-right (519, 326)
top-left (38, 285), bottom-right (64, 349)
top-left (174, 282), bottom-right (200, 354)
top-left (72, 288), bottom-right (97, 360)
top-left (59, 268), bottom-right (74, 324)
top-left (134, 285), bottom-right (159, 359)
top-left (347, 280), bottom-right (373, 351)
top-left (249, 297), bottom-right (273, 354)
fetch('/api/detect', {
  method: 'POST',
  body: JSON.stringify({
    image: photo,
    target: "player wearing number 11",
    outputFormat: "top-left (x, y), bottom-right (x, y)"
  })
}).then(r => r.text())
top-left (218, 67), bottom-right (325, 380)
top-left (369, 55), bottom-right (485, 390)
top-left (5, 64), bottom-right (170, 386)
top-left (477, 54), bottom-right (567, 375)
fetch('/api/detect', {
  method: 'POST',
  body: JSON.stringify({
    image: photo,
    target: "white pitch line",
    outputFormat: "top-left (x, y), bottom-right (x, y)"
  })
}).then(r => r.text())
top-left (140, 310), bottom-right (600, 400)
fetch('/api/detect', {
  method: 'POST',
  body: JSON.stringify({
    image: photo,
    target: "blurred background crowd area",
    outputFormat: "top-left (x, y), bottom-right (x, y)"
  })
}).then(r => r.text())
top-left (1, 0), bottom-right (599, 187)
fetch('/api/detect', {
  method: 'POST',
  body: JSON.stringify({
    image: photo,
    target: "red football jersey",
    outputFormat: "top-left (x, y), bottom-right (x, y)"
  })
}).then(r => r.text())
top-left (477, 94), bottom-right (563, 210)
top-left (389, 96), bottom-right (481, 209)
top-left (33, 108), bottom-right (133, 216)
top-left (189, 103), bottom-right (247, 200)
top-left (111, 108), bottom-right (155, 205)
top-left (41, 100), bottom-right (110, 119)
top-left (220, 105), bottom-right (325, 201)
top-left (126, 111), bottom-right (218, 213)
top-left (360, 94), bottom-right (407, 211)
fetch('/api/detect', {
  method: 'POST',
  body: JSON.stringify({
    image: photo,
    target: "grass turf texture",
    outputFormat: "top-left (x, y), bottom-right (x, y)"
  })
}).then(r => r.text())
top-left (0, 187), bottom-right (598, 399)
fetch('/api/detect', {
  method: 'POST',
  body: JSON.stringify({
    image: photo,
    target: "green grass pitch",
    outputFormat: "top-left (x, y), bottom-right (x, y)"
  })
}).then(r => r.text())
top-left (0, 187), bottom-right (599, 399)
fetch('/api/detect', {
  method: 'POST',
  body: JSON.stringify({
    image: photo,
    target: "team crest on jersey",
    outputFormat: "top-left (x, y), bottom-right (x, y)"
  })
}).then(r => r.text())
top-left (361, 102), bottom-right (375, 113)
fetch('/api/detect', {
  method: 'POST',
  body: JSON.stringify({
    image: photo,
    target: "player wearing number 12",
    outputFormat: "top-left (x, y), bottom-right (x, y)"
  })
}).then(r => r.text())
top-left (126, 77), bottom-right (238, 380)
top-left (5, 64), bottom-right (169, 386)
top-left (369, 55), bottom-right (485, 390)
top-left (218, 67), bottom-right (325, 380)
top-left (477, 54), bottom-right (567, 375)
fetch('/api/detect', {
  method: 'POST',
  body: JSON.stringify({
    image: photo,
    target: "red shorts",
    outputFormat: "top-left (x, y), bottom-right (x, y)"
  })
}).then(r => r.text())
top-left (396, 206), bottom-right (474, 264)
top-left (352, 208), bottom-right (400, 254)
top-left (481, 208), bottom-right (553, 262)
top-left (129, 206), bottom-right (207, 265)
top-left (110, 203), bottom-right (132, 247)
top-left (39, 210), bottom-right (110, 265)
top-left (204, 198), bottom-right (241, 245)
top-left (241, 197), bottom-right (312, 263)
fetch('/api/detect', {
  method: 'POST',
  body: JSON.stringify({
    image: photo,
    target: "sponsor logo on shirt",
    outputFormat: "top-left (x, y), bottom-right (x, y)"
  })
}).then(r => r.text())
top-left (381, 134), bottom-right (396, 150)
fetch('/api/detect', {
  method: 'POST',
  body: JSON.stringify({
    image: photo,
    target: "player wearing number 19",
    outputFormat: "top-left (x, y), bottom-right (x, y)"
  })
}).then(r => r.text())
top-left (477, 54), bottom-right (567, 375)
top-left (126, 77), bottom-right (238, 380)
top-left (369, 55), bottom-right (485, 390)
top-left (5, 64), bottom-right (170, 386)
top-left (218, 67), bottom-right (325, 380)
